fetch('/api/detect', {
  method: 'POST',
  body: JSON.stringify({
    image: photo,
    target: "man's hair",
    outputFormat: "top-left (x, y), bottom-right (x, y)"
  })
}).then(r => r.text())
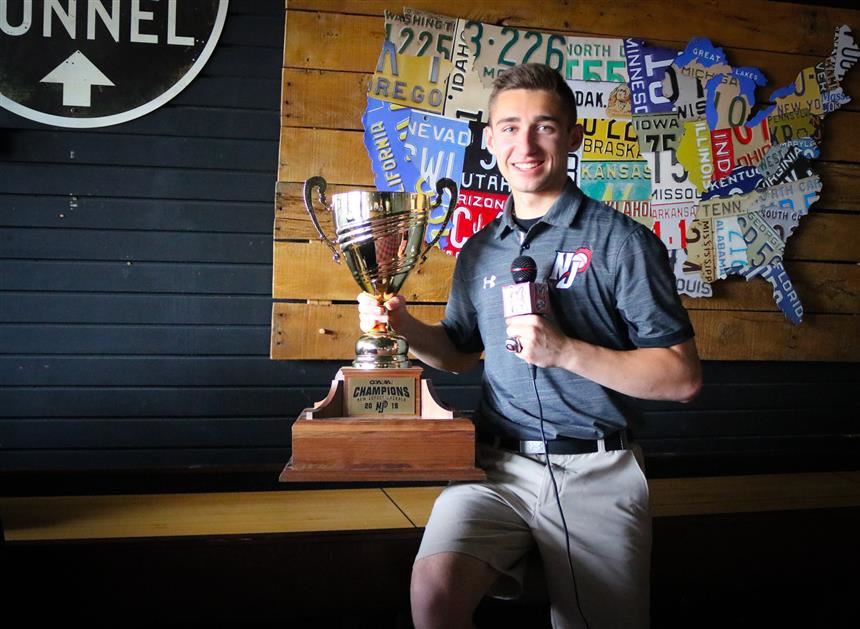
top-left (489, 63), bottom-right (578, 125)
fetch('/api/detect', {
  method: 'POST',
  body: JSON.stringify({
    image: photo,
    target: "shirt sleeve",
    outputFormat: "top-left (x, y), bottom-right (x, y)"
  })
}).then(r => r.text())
top-left (613, 226), bottom-right (695, 348)
top-left (440, 251), bottom-right (485, 354)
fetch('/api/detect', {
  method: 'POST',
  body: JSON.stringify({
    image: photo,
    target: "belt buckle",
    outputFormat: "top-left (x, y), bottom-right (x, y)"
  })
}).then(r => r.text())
top-left (518, 440), bottom-right (545, 455)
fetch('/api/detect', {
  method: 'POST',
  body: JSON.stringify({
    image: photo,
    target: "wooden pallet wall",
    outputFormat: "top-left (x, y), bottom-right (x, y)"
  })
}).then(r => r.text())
top-left (273, 0), bottom-right (859, 362)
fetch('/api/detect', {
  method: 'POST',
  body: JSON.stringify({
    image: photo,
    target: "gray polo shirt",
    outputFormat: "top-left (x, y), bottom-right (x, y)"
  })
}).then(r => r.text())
top-left (441, 179), bottom-right (694, 440)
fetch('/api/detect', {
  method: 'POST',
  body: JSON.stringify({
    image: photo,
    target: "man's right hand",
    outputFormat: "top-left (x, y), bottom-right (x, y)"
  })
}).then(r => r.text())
top-left (357, 292), bottom-right (408, 333)
top-left (357, 292), bottom-right (480, 374)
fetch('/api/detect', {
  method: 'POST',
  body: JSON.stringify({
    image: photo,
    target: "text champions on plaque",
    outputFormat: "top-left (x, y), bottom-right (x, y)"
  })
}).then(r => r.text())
top-left (346, 375), bottom-right (417, 416)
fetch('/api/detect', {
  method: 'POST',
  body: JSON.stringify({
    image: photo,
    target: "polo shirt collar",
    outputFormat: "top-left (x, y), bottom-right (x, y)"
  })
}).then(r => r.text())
top-left (494, 178), bottom-right (585, 239)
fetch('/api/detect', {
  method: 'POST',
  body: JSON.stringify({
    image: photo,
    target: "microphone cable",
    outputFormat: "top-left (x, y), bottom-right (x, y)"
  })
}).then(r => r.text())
top-left (529, 364), bottom-right (592, 629)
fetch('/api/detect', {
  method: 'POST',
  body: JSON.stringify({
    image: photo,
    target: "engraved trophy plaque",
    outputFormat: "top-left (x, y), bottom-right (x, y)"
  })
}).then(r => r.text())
top-left (279, 178), bottom-right (485, 482)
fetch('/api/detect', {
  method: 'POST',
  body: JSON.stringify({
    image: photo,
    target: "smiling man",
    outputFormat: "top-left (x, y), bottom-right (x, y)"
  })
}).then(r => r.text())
top-left (359, 63), bottom-right (702, 629)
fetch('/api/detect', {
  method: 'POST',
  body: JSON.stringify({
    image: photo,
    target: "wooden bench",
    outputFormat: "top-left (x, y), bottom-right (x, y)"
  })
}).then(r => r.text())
top-left (3, 472), bottom-right (859, 627)
top-left (5, 472), bottom-right (860, 542)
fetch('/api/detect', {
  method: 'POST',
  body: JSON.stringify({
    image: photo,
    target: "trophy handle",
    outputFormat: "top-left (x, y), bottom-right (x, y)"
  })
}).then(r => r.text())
top-left (420, 177), bottom-right (458, 261)
top-left (303, 176), bottom-right (341, 263)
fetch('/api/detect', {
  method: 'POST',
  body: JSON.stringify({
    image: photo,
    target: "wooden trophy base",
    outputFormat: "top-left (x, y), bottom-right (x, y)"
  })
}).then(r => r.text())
top-left (280, 367), bottom-right (486, 483)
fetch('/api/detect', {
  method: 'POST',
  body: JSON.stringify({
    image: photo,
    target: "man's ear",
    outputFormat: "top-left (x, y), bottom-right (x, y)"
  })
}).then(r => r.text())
top-left (484, 124), bottom-right (496, 155)
top-left (568, 123), bottom-right (584, 153)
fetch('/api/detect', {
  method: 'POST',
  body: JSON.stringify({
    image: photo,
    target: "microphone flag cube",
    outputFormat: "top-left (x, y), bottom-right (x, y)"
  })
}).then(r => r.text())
top-left (502, 282), bottom-right (549, 318)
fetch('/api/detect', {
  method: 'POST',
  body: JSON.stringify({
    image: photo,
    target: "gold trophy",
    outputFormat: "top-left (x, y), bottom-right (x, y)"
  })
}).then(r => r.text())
top-left (279, 177), bottom-right (484, 482)
top-left (303, 175), bottom-right (457, 369)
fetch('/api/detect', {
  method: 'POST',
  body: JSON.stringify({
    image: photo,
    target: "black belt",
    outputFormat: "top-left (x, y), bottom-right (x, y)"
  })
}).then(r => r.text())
top-left (480, 430), bottom-right (628, 455)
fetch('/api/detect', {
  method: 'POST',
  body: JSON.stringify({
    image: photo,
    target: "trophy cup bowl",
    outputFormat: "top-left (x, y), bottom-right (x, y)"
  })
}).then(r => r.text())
top-left (303, 176), bottom-right (458, 369)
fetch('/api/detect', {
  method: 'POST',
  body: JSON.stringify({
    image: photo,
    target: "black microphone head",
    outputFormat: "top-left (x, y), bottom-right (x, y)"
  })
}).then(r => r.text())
top-left (511, 256), bottom-right (537, 284)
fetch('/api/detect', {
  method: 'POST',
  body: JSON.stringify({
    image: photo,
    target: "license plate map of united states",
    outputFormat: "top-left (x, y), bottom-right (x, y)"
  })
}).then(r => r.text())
top-left (364, 9), bottom-right (859, 324)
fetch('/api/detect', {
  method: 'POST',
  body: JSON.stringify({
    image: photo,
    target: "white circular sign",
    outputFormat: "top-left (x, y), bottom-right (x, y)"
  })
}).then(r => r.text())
top-left (0, 0), bottom-right (229, 128)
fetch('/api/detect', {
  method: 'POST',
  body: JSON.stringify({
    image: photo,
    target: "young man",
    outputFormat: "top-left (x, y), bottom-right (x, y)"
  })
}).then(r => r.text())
top-left (358, 63), bottom-right (702, 629)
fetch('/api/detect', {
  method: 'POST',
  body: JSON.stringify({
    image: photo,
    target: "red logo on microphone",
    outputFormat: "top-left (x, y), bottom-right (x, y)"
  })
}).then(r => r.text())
top-left (549, 248), bottom-right (592, 289)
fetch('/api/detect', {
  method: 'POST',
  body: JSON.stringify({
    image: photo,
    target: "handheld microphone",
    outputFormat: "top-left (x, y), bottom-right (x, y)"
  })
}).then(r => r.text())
top-left (502, 255), bottom-right (548, 319)
top-left (502, 256), bottom-right (548, 369)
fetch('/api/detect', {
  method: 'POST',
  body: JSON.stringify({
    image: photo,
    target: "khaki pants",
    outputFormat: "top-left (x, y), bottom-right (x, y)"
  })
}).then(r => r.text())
top-left (416, 443), bottom-right (652, 629)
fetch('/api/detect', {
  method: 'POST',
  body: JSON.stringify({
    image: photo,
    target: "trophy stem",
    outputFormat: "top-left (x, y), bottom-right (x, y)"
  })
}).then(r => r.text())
top-left (354, 330), bottom-right (410, 369)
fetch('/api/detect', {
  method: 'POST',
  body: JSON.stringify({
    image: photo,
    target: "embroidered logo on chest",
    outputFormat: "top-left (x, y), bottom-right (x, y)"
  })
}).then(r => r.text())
top-left (549, 248), bottom-right (592, 289)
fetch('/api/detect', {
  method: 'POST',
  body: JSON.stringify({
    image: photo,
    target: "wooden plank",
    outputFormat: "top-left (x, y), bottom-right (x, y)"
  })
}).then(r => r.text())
top-left (14, 399), bottom-right (840, 447)
top-left (0, 106), bottom-right (280, 139)
top-left (688, 310), bottom-right (858, 361)
top-left (817, 162), bottom-right (860, 212)
top-left (0, 357), bottom-right (343, 387)
top-left (219, 13), bottom-right (286, 47)
top-left (384, 471), bottom-right (860, 525)
top-left (207, 46), bottom-right (284, 79)
top-left (0, 260), bottom-right (271, 294)
top-left (273, 241), bottom-right (455, 302)
top-left (649, 473), bottom-right (860, 517)
top-left (0, 490), bottom-right (413, 541)
top-left (279, 128), bottom-right (372, 185)
top-left (0, 110), bottom-right (281, 144)
top-left (284, 11), bottom-right (381, 73)
top-left (635, 407), bottom-right (857, 438)
top-left (0, 294), bottom-right (273, 325)
top-left (8, 387), bottom-right (855, 436)
top-left (170, 76), bottom-right (281, 110)
top-left (3, 473), bottom-right (858, 542)
top-left (0, 386), bottom-right (315, 419)
top-left (0, 195), bottom-right (276, 231)
top-left (273, 241), bottom-right (858, 314)
top-left (4, 129), bottom-right (278, 171)
top-left (282, 68), bottom-right (371, 129)
top-left (0, 417), bottom-right (292, 446)
top-left (697, 360), bottom-right (860, 385)
top-left (278, 126), bottom-right (860, 187)
top-left (684, 262), bottom-right (859, 315)
top-left (276, 163), bottom-right (860, 223)
top-left (282, 8), bottom-right (860, 106)
top-left (837, 471), bottom-right (860, 486)
top-left (2, 229), bottom-right (274, 263)
top-left (0, 325), bottom-right (271, 356)
top-left (717, 362), bottom-right (860, 386)
top-left (1, 163), bottom-right (276, 202)
top-left (271, 302), bottom-right (446, 360)
top-left (281, 67), bottom-right (860, 130)
top-left (0, 447), bottom-right (293, 473)
top-left (286, 417), bottom-right (483, 480)
top-left (271, 303), bottom-right (858, 361)
top-left (275, 191), bottom-right (859, 263)
top-left (382, 486), bottom-right (443, 527)
top-left (286, 1), bottom-right (859, 58)
top-left (807, 111), bottom-right (858, 163)
top-left (788, 212), bottom-right (860, 262)
top-left (646, 372), bottom-right (859, 409)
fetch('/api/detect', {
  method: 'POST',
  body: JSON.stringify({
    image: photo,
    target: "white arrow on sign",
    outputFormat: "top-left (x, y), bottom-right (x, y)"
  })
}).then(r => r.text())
top-left (40, 51), bottom-right (114, 108)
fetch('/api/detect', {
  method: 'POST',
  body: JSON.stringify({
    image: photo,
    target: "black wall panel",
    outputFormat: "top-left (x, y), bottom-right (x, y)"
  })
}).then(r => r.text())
top-left (0, 1), bottom-right (856, 486)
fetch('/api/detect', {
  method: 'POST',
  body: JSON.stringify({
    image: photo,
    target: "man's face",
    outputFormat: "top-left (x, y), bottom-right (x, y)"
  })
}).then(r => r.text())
top-left (486, 88), bottom-right (583, 203)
